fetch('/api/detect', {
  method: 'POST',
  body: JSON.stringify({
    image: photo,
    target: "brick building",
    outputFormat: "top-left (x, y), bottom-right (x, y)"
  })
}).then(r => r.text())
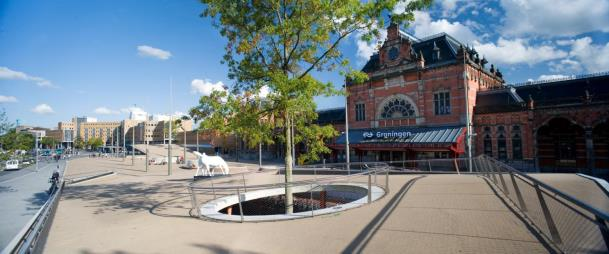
top-left (329, 22), bottom-right (503, 162)
top-left (325, 23), bottom-right (609, 178)
top-left (475, 73), bottom-right (609, 177)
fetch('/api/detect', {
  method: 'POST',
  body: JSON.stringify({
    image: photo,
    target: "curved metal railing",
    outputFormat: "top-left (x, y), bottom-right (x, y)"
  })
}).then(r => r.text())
top-left (474, 155), bottom-right (609, 253)
top-left (188, 164), bottom-right (391, 222)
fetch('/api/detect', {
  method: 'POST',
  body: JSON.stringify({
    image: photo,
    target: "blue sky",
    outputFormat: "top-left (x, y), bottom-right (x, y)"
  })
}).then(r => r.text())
top-left (1, 0), bottom-right (608, 128)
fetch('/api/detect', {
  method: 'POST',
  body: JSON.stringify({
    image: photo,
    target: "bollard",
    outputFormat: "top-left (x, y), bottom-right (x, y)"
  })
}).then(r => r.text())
top-left (368, 174), bottom-right (372, 204)
top-left (242, 174), bottom-right (247, 193)
top-left (310, 184), bottom-right (314, 217)
top-left (385, 169), bottom-right (389, 192)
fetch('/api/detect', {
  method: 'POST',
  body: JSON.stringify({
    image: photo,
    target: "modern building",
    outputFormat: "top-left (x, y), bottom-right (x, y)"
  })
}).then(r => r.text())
top-left (57, 114), bottom-right (194, 148)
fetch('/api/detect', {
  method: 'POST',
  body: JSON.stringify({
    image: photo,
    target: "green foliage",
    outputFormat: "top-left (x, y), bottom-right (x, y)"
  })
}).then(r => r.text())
top-left (0, 108), bottom-right (13, 136)
top-left (0, 129), bottom-right (35, 151)
top-left (87, 137), bottom-right (104, 150)
top-left (74, 136), bottom-right (85, 149)
top-left (41, 136), bottom-right (59, 149)
top-left (195, 0), bottom-right (432, 168)
top-left (163, 119), bottom-right (183, 138)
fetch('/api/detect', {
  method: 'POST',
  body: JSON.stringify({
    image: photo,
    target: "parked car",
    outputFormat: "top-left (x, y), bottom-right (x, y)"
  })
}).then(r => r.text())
top-left (5, 159), bottom-right (20, 170)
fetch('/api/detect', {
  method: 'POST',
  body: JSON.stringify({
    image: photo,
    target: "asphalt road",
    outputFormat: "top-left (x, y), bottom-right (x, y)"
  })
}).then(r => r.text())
top-left (0, 158), bottom-right (66, 249)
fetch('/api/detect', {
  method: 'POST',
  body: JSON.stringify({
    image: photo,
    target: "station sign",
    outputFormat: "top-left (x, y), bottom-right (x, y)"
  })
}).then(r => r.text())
top-left (363, 130), bottom-right (412, 139)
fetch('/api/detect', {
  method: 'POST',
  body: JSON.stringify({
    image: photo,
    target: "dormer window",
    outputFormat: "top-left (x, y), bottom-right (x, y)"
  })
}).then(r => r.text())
top-left (432, 41), bottom-right (441, 61)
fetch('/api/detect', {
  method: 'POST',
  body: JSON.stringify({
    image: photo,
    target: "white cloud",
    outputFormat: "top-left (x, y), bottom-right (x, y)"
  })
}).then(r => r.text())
top-left (94, 107), bottom-right (120, 115)
top-left (412, 11), bottom-right (478, 44)
top-left (473, 38), bottom-right (567, 65)
top-left (258, 85), bottom-right (270, 98)
top-left (32, 104), bottom-right (54, 114)
top-left (537, 74), bottom-right (573, 80)
top-left (0, 66), bottom-right (54, 87)
top-left (568, 37), bottom-right (609, 73)
top-left (191, 79), bottom-right (226, 96)
top-left (120, 106), bottom-right (146, 114)
top-left (137, 45), bottom-right (172, 60)
top-left (548, 59), bottom-right (582, 73)
top-left (500, 0), bottom-right (609, 37)
top-left (0, 95), bottom-right (18, 103)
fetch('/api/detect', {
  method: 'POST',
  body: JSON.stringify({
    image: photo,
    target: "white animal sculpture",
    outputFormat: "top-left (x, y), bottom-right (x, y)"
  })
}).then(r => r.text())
top-left (193, 151), bottom-right (230, 176)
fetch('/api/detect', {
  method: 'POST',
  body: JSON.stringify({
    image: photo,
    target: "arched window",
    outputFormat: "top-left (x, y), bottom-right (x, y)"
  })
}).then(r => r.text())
top-left (512, 133), bottom-right (522, 160)
top-left (512, 125), bottom-right (522, 160)
top-left (498, 134), bottom-right (507, 160)
top-left (380, 98), bottom-right (415, 119)
top-left (484, 134), bottom-right (493, 156)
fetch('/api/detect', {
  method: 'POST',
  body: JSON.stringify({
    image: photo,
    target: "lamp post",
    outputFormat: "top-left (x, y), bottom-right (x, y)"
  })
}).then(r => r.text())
top-left (132, 121), bottom-right (135, 166)
top-left (168, 77), bottom-right (173, 176)
top-left (344, 86), bottom-right (350, 175)
top-left (35, 133), bottom-right (39, 172)
top-left (122, 122), bottom-right (126, 161)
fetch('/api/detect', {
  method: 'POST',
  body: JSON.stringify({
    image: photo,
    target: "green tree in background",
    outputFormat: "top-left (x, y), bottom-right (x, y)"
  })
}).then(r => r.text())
top-left (194, 0), bottom-right (432, 213)
top-left (87, 137), bottom-right (103, 150)
top-left (0, 108), bottom-right (14, 136)
top-left (74, 136), bottom-right (85, 149)
top-left (41, 136), bottom-right (59, 149)
top-left (0, 129), bottom-right (35, 152)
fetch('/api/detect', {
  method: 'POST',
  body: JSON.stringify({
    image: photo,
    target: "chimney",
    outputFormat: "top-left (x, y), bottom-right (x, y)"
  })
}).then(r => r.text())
top-left (387, 22), bottom-right (399, 40)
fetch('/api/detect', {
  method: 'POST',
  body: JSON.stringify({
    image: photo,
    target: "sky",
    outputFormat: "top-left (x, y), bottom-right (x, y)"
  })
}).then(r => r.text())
top-left (1, 0), bottom-right (608, 128)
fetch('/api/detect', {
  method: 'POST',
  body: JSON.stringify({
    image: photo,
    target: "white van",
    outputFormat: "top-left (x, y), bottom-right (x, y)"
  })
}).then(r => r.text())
top-left (5, 160), bottom-right (20, 170)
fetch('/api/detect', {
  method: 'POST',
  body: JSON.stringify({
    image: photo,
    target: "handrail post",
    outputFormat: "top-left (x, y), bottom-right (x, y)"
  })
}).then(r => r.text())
top-left (188, 186), bottom-right (199, 218)
top-left (210, 178), bottom-right (216, 199)
top-left (497, 165), bottom-right (510, 195)
top-left (535, 183), bottom-right (562, 244)
top-left (428, 160), bottom-right (432, 172)
top-left (509, 172), bottom-right (527, 212)
top-left (374, 170), bottom-right (377, 185)
top-left (237, 188), bottom-right (244, 223)
top-left (368, 173), bottom-right (372, 204)
top-left (310, 183), bottom-right (314, 217)
top-left (385, 168), bottom-right (389, 192)
top-left (242, 174), bottom-right (247, 193)
top-left (487, 158), bottom-right (498, 184)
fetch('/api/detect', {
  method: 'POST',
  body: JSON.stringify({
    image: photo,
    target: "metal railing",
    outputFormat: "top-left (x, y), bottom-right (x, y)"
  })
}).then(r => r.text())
top-left (473, 155), bottom-right (609, 253)
top-left (1, 179), bottom-right (64, 254)
top-left (188, 163), bottom-right (391, 222)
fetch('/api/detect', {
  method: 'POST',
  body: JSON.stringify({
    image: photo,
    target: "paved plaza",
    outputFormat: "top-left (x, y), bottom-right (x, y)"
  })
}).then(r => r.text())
top-left (41, 157), bottom-right (561, 253)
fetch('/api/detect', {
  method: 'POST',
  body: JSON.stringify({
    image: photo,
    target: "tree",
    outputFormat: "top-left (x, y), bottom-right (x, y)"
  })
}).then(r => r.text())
top-left (74, 136), bottom-right (85, 149)
top-left (0, 129), bottom-right (35, 152)
top-left (0, 108), bottom-right (14, 136)
top-left (87, 137), bottom-right (103, 150)
top-left (41, 136), bottom-right (59, 149)
top-left (195, 0), bottom-right (432, 214)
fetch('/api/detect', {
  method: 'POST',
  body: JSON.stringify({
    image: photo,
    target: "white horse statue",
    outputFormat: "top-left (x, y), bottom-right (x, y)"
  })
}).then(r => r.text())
top-left (193, 151), bottom-right (230, 176)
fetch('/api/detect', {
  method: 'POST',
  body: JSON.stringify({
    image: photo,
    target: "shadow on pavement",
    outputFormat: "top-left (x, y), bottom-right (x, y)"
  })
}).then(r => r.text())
top-left (342, 175), bottom-right (425, 254)
top-left (190, 243), bottom-right (261, 254)
top-left (61, 181), bottom-right (190, 215)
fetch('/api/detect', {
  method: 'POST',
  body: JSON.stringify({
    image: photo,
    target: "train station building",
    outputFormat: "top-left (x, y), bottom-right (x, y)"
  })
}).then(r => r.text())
top-left (325, 23), bottom-right (609, 177)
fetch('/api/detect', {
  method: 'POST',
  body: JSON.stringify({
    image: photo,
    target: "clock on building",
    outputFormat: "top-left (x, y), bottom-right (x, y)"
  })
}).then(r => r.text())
top-left (388, 47), bottom-right (399, 60)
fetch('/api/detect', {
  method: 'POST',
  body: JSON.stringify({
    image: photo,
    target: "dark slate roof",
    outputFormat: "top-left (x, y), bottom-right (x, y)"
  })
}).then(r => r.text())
top-left (316, 108), bottom-right (345, 125)
top-left (335, 126), bottom-right (464, 145)
top-left (411, 33), bottom-right (462, 67)
top-left (360, 32), bottom-right (464, 73)
top-left (474, 87), bottom-right (526, 114)
top-left (475, 72), bottom-right (609, 114)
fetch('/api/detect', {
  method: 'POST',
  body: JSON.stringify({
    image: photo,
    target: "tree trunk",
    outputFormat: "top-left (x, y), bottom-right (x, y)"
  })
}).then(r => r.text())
top-left (284, 111), bottom-right (294, 214)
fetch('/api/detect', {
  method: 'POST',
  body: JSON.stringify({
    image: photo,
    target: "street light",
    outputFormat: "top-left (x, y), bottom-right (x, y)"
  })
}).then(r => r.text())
top-left (344, 85), bottom-right (350, 175)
